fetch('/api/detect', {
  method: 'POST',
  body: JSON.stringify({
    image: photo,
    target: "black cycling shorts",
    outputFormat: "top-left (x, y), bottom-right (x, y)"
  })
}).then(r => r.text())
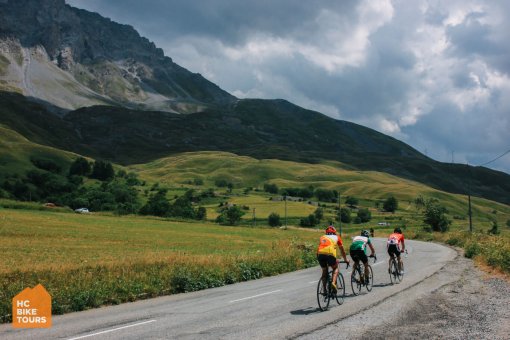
top-left (387, 244), bottom-right (401, 257)
top-left (317, 254), bottom-right (337, 268)
top-left (350, 249), bottom-right (368, 264)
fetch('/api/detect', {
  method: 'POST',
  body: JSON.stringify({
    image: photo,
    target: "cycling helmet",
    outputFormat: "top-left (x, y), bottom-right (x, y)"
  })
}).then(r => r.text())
top-left (361, 230), bottom-right (370, 237)
top-left (325, 226), bottom-right (337, 234)
top-left (394, 227), bottom-right (402, 234)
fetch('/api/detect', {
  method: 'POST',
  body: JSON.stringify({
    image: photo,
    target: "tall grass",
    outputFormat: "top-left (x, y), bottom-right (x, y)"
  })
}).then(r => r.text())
top-left (409, 230), bottom-right (510, 274)
top-left (0, 241), bottom-right (315, 323)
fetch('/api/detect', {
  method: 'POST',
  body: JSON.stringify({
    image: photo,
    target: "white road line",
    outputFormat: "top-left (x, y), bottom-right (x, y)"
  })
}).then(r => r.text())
top-left (66, 319), bottom-right (157, 340)
top-left (229, 290), bottom-right (281, 303)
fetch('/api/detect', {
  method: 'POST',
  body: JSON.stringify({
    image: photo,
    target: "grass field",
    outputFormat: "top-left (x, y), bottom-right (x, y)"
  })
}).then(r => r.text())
top-left (0, 207), bottom-right (322, 321)
top-left (1, 145), bottom-right (509, 322)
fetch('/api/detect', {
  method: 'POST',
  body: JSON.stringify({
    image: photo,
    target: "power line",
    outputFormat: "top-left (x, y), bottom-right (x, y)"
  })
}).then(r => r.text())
top-left (476, 149), bottom-right (510, 167)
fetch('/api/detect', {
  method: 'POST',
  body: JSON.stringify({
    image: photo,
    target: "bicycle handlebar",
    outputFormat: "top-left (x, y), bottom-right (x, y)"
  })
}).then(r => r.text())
top-left (369, 254), bottom-right (377, 263)
top-left (337, 260), bottom-right (350, 269)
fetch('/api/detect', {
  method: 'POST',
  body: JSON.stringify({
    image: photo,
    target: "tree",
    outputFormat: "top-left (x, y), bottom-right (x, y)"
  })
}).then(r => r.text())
top-left (69, 157), bottom-right (91, 176)
top-left (488, 220), bottom-right (500, 235)
top-left (423, 201), bottom-right (451, 232)
top-left (507, 219), bottom-right (510, 228)
top-left (314, 207), bottom-right (324, 223)
top-left (196, 207), bottom-right (207, 220)
top-left (315, 189), bottom-right (337, 202)
top-left (216, 205), bottom-right (245, 225)
top-left (345, 196), bottom-right (358, 208)
top-left (140, 189), bottom-right (170, 217)
top-left (91, 160), bottom-right (114, 181)
top-left (357, 208), bottom-right (372, 223)
top-left (383, 196), bottom-right (398, 213)
top-left (338, 207), bottom-right (352, 223)
top-left (263, 183), bottom-right (279, 194)
top-left (268, 212), bottom-right (282, 227)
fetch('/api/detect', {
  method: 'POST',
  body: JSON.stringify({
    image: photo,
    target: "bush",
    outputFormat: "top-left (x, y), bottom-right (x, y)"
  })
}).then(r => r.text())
top-left (338, 207), bottom-right (352, 223)
top-left (506, 219), bottom-right (510, 228)
top-left (423, 200), bottom-right (450, 232)
top-left (69, 157), bottom-right (91, 176)
top-left (268, 212), bottom-right (282, 227)
top-left (464, 242), bottom-right (481, 259)
top-left (216, 206), bottom-right (245, 225)
top-left (383, 196), bottom-right (398, 213)
top-left (315, 189), bottom-right (337, 203)
top-left (357, 208), bottom-right (371, 223)
top-left (263, 183), bottom-right (279, 194)
top-left (30, 157), bottom-right (62, 173)
top-left (345, 196), bottom-right (358, 208)
top-left (90, 161), bottom-right (114, 181)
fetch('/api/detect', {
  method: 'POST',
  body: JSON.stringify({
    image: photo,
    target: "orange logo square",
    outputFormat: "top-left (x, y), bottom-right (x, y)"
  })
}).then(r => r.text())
top-left (12, 284), bottom-right (52, 328)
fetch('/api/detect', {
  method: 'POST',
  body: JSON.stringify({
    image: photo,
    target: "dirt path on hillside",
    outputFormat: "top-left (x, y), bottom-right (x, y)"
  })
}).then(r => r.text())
top-left (299, 249), bottom-right (510, 340)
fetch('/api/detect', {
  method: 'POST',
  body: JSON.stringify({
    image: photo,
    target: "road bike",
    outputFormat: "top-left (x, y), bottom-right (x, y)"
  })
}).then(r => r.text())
top-left (317, 261), bottom-right (349, 311)
top-left (351, 254), bottom-right (376, 296)
top-left (388, 250), bottom-right (406, 284)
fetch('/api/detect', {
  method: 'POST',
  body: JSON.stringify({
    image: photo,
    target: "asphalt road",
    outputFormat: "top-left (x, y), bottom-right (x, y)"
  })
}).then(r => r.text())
top-left (0, 238), bottom-right (456, 339)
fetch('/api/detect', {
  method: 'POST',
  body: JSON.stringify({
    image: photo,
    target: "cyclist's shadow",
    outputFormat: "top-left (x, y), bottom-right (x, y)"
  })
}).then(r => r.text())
top-left (290, 307), bottom-right (322, 315)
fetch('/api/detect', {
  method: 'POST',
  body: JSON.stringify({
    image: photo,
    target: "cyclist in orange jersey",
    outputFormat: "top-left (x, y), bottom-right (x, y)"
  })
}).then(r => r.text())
top-left (317, 225), bottom-right (349, 293)
top-left (387, 227), bottom-right (406, 274)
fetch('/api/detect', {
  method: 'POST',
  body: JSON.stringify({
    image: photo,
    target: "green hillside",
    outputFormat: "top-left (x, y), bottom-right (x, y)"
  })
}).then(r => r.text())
top-left (1, 91), bottom-right (509, 205)
top-left (131, 151), bottom-right (510, 230)
top-left (0, 125), bottom-right (76, 180)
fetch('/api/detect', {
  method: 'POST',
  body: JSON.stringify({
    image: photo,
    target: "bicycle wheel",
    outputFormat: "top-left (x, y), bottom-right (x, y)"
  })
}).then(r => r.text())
top-left (334, 273), bottom-right (346, 305)
top-left (351, 266), bottom-right (362, 296)
top-left (389, 258), bottom-right (398, 284)
top-left (317, 276), bottom-right (330, 311)
top-left (366, 265), bottom-right (374, 291)
top-left (396, 260), bottom-right (404, 282)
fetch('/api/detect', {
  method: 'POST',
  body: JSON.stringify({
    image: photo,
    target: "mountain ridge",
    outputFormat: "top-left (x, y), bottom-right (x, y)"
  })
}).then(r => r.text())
top-left (0, 1), bottom-right (508, 205)
top-left (0, 0), bottom-right (235, 112)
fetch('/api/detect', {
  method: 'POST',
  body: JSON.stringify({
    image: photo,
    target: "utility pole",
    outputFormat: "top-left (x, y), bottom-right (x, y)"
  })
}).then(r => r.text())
top-left (468, 194), bottom-right (473, 232)
top-left (338, 192), bottom-right (342, 236)
top-left (466, 162), bottom-right (473, 232)
top-left (284, 195), bottom-right (287, 229)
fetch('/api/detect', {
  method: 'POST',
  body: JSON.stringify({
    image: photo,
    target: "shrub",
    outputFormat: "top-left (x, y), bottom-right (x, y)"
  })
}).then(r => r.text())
top-left (90, 160), bottom-right (114, 181)
top-left (345, 196), bottom-right (358, 208)
top-left (338, 207), bottom-right (352, 223)
top-left (263, 183), bottom-right (278, 194)
top-left (216, 206), bottom-right (245, 225)
top-left (69, 157), bottom-right (91, 176)
top-left (268, 212), bottom-right (282, 227)
top-left (423, 200), bottom-right (450, 232)
top-left (357, 208), bottom-right (371, 223)
top-left (464, 242), bottom-right (481, 259)
top-left (383, 196), bottom-right (398, 213)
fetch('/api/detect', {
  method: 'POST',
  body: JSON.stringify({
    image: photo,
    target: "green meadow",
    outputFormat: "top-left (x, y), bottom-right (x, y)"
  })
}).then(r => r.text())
top-left (1, 134), bottom-right (509, 322)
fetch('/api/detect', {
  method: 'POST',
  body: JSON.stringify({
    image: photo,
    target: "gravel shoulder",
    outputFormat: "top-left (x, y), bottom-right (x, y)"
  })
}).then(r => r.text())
top-left (298, 247), bottom-right (510, 340)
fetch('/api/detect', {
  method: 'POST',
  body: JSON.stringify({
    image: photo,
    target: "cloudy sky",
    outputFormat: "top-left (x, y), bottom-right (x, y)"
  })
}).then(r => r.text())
top-left (67, 0), bottom-right (510, 174)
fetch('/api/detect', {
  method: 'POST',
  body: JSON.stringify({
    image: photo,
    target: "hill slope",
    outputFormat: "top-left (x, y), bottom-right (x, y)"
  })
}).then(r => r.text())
top-left (0, 91), bottom-right (508, 205)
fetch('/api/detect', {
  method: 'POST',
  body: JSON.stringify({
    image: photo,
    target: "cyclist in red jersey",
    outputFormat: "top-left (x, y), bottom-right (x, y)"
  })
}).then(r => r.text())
top-left (387, 227), bottom-right (405, 274)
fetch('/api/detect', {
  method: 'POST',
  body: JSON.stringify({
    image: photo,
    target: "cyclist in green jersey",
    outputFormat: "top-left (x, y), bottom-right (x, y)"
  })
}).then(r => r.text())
top-left (349, 230), bottom-right (376, 283)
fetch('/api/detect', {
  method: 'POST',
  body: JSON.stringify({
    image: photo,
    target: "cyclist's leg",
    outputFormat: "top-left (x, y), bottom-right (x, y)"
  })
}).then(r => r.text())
top-left (329, 256), bottom-right (339, 290)
top-left (317, 254), bottom-right (329, 291)
top-left (360, 252), bottom-right (369, 281)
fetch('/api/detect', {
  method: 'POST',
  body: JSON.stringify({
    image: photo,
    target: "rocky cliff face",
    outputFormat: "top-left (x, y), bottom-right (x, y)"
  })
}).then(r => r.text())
top-left (0, 0), bottom-right (235, 112)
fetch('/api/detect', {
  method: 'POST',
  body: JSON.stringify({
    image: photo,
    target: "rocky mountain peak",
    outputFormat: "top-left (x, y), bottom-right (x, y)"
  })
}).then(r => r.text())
top-left (0, 0), bottom-right (235, 112)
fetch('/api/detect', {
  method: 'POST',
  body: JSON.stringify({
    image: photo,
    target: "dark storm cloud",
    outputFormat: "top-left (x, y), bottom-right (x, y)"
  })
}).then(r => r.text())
top-left (66, 0), bottom-right (510, 173)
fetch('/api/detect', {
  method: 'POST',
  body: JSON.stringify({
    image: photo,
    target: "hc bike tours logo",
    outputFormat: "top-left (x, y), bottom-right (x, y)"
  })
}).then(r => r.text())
top-left (12, 284), bottom-right (52, 328)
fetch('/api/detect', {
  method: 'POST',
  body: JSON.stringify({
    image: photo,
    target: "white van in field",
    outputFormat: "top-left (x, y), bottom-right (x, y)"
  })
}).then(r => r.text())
top-left (377, 222), bottom-right (389, 226)
top-left (74, 208), bottom-right (90, 213)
